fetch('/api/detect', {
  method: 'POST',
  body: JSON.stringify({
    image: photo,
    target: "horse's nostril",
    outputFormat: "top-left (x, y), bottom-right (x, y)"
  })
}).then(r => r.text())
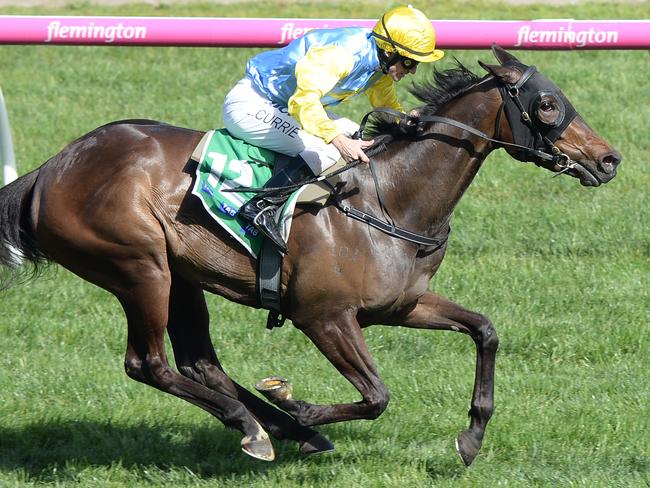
top-left (599, 152), bottom-right (621, 174)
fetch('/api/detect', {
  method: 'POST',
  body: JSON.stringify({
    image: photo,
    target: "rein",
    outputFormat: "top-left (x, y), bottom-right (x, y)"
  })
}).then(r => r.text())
top-left (356, 68), bottom-right (577, 171)
top-left (227, 66), bottom-right (578, 251)
top-left (340, 68), bottom-right (580, 249)
top-left (356, 109), bottom-right (561, 167)
top-left (224, 155), bottom-right (450, 249)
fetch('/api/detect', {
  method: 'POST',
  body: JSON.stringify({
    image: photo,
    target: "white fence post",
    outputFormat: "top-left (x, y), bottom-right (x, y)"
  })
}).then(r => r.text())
top-left (0, 86), bottom-right (24, 266)
top-left (0, 87), bottom-right (18, 186)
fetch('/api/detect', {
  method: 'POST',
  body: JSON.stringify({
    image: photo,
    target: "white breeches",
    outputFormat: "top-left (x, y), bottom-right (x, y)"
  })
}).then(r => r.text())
top-left (222, 76), bottom-right (359, 175)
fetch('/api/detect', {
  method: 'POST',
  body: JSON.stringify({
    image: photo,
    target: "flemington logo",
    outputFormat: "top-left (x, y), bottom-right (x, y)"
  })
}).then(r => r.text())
top-left (45, 21), bottom-right (147, 43)
top-left (279, 22), bottom-right (327, 44)
top-left (515, 25), bottom-right (619, 47)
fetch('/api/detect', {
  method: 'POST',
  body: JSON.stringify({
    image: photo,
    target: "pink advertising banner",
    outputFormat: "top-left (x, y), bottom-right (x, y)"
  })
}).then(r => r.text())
top-left (0, 16), bottom-right (647, 50)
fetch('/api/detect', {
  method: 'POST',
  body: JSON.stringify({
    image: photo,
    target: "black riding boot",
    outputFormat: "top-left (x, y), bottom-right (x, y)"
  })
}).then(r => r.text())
top-left (238, 159), bottom-right (313, 254)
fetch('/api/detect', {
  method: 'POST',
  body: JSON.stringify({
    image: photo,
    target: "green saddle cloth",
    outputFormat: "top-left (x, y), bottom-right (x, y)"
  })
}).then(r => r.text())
top-left (191, 129), bottom-right (301, 258)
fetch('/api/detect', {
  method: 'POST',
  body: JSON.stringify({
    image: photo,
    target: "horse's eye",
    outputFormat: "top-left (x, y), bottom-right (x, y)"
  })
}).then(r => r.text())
top-left (534, 93), bottom-right (565, 127)
top-left (540, 101), bottom-right (553, 112)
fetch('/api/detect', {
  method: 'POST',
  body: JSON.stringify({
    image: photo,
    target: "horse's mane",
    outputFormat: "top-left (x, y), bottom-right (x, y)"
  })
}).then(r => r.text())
top-left (366, 61), bottom-right (482, 139)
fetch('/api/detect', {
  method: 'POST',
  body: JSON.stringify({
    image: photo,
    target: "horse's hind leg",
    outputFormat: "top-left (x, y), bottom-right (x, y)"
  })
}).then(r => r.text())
top-left (118, 268), bottom-right (275, 461)
top-left (32, 157), bottom-right (274, 460)
top-left (388, 290), bottom-right (499, 466)
top-left (264, 311), bottom-right (391, 427)
top-left (165, 273), bottom-right (334, 456)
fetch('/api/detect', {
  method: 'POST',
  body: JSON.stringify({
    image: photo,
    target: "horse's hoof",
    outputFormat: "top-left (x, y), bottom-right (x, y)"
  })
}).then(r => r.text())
top-left (299, 432), bottom-right (335, 457)
top-left (241, 432), bottom-right (275, 462)
top-left (455, 429), bottom-right (482, 466)
top-left (255, 376), bottom-right (293, 402)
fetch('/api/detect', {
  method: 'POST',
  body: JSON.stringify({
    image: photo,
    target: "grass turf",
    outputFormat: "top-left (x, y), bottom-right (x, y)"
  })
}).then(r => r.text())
top-left (0, 1), bottom-right (648, 486)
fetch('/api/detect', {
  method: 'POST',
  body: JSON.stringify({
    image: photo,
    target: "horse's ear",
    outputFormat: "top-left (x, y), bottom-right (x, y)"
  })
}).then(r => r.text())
top-left (491, 43), bottom-right (520, 65)
top-left (478, 60), bottom-right (521, 85)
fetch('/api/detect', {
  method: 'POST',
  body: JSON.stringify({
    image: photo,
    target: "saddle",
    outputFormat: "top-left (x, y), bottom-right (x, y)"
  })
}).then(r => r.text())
top-left (190, 130), bottom-right (347, 330)
top-left (191, 131), bottom-right (346, 209)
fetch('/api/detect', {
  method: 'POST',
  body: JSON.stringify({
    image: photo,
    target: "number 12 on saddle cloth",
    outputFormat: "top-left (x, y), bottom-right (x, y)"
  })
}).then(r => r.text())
top-left (191, 129), bottom-right (306, 258)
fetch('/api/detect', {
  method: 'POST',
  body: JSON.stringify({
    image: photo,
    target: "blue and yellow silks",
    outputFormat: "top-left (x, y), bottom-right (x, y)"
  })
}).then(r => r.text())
top-left (246, 27), bottom-right (403, 142)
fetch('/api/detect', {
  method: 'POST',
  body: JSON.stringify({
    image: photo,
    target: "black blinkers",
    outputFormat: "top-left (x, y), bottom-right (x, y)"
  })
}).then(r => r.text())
top-left (500, 61), bottom-right (578, 163)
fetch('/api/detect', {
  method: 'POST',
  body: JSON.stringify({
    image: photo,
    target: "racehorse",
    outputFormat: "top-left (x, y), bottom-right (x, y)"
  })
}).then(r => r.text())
top-left (0, 46), bottom-right (620, 466)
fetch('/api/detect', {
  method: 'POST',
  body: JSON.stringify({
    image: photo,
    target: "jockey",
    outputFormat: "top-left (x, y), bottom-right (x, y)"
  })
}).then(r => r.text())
top-left (222, 5), bottom-right (444, 254)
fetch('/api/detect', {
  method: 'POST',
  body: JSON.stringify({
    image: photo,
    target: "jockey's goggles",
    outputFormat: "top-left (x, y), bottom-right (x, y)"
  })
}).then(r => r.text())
top-left (400, 56), bottom-right (419, 70)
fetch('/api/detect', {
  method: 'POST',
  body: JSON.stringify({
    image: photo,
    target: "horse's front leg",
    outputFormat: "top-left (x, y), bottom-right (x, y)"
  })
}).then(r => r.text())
top-left (388, 290), bottom-right (499, 466)
top-left (265, 311), bottom-right (390, 427)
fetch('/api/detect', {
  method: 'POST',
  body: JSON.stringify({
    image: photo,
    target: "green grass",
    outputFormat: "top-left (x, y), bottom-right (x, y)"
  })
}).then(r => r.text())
top-left (1, 1), bottom-right (649, 486)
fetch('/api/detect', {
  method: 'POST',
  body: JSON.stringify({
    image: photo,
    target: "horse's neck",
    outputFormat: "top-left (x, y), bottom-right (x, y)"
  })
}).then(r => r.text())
top-left (379, 88), bottom-right (501, 237)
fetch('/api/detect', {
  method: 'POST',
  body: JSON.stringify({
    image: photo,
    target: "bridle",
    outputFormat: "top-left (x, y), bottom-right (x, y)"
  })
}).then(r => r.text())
top-left (332, 62), bottom-right (583, 248)
top-left (229, 62), bottom-right (583, 250)
top-left (356, 62), bottom-right (579, 174)
top-left (493, 62), bottom-right (578, 175)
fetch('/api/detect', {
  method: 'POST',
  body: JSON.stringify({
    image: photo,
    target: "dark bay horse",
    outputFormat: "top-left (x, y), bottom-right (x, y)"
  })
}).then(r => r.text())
top-left (0, 46), bottom-right (620, 465)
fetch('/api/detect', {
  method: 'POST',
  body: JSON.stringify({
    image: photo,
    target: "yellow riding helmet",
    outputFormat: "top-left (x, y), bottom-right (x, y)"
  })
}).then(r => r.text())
top-left (372, 5), bottom-right (444, 63)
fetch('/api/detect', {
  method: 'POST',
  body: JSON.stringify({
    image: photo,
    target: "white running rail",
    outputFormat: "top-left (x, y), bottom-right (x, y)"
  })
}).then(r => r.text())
top-left (0, 87), bottom-right (18, 186)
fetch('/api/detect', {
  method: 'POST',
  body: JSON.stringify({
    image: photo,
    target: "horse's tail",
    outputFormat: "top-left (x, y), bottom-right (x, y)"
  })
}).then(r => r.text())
top-left (0, 169), bottom-right (49, 289)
